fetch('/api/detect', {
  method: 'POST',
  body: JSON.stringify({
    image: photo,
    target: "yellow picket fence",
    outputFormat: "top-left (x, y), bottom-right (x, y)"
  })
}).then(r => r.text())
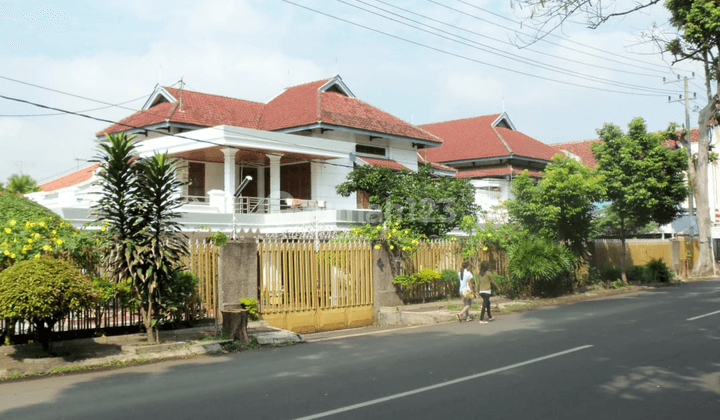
top-left (258, 240), bottom-right (374, 333)
top-left (398, 240), bottom-right (508, 302)
top-left (593, 238), bottom-right (699, 276)
top-left (182, 240), bottom-right (218, 320)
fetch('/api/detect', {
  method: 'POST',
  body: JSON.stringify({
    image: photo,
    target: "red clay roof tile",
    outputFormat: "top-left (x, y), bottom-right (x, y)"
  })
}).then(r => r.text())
top-left (419, 115), bottom-right (557, 163)
top-left (39, 163), bottom-right (100, 192)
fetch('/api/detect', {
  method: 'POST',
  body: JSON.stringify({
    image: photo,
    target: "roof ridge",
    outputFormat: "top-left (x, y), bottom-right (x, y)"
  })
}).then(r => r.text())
top-left (491, 126), bottom-right (513, 155)
top-left (418, 113), bottom-right (501, 128)
top-left (163, 86), bottom-right (266, 105)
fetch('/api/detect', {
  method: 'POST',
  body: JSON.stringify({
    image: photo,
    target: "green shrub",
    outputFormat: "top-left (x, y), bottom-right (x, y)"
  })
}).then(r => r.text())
top-left (507, 236), bottom-right (576, 297)
top-left (240, 298), bottom-right (259, 321)
top-left (492, 274), bottom-right (520, 299)
top-left (626, 265), bottom-right (649, 283)
top-left (646, 258), bottom-right (673, 283)
top-left (598, 265), bottom-right (622, 283)
top-left (0, 257), bottom-right (95, 350)
top-left (159, 270), bottom-right (199, 325)
top-left (393, 269), bottom-right (440, 286)
top-left (440, 269), bottom-right (459, 283)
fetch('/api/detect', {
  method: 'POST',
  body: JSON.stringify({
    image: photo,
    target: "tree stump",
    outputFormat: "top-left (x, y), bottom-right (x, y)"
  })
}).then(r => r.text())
top-left (222, 309), bottom-right (249, 345)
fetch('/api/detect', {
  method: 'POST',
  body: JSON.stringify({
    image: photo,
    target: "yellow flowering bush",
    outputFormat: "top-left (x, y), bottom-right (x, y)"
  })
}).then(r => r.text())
top-left (344, 222), bottom-right (426, 254)
top-left (0, 192), bottom-right (78, 270)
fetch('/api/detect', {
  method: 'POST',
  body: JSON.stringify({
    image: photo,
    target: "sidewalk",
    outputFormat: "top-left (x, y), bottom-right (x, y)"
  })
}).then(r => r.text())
top-left (0, 321), bottom-right (304, 380)
top-left (377, 295), bottom-right (518, 326)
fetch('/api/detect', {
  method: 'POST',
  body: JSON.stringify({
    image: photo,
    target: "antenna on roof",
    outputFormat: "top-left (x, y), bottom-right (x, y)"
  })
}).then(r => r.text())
top-left (178, 77), bottom-right (184, 112)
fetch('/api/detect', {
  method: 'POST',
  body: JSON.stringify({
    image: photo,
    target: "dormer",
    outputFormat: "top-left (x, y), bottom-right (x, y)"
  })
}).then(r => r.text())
top-left (141, 85), bottom-right (177, 110)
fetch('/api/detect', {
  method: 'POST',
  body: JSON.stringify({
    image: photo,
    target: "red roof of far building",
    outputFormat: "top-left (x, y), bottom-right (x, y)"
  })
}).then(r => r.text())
top-left (551, 128), bottom-right (702, 170)
top-left (455, 165), bottom-right (543, 179)
top-left (39, 163), bottom-right (100, 192)
top-left (98, 77), bottom-right (441, 144)
top-left (419, 115), bottom-right (558, 163)
top-left (550, 139), bottom-right (601, 169)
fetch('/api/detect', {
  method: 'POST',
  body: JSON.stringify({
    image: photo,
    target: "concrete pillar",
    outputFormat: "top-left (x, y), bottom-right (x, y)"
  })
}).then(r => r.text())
top-left (373, 246), bottom-right (403, 316)
top-left (257, 165), bottom-right (265, 211)
top-left (268, 154), bottom-right (283, 214)
top-left (217, 240), bottom-right (259, 323)
top-left (221, 147), bottom-right (237, 213)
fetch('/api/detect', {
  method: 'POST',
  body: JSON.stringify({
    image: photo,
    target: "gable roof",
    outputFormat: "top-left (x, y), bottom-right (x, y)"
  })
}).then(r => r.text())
top-left (98, 76), bottom-right (441, 145)
top-left (418, 113), bottom-right (557, 164)
top-left (39, 163), bottom-right (101, 192)
top-left (97, 87), bottom-right (264, 136)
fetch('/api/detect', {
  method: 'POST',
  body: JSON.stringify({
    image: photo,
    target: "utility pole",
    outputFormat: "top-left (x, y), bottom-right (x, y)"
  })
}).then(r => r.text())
top-left (666, 73), bottom-right (696, 216)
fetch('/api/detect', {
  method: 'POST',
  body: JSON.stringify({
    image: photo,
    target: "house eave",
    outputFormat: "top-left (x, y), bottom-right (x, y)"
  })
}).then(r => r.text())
top-left (276, 123), bottom-right (442, 148)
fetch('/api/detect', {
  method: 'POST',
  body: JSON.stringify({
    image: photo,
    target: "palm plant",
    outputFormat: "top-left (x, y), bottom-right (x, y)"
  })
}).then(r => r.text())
top-left (93, 134), bottom-right (188, 342)
top-left (6, 174), bottom-right (41, 194)
top-left (507, 235), bottom-right (576, 297)
top-left (136, 153), bottom-right (188, 335)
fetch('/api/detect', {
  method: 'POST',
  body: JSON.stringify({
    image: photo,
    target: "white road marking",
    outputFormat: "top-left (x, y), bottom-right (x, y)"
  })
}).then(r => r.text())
top-left (687, 309), bottom-right (720, 321)
top-left (292, 344), bottom-right (594, 420)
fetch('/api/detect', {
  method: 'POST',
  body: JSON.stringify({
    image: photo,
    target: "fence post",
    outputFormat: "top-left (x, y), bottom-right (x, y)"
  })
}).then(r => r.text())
top-left (218, 240), bottom-right (258, 324)
top-left (373, 246), bottom-right (403, 317)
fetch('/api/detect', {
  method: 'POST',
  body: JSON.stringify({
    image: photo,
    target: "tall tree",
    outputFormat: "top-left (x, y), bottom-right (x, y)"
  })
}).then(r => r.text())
top-left (592, 118), bottom-right (689, 283)
top-left (512, 0), bottom-right (720, 278)
top-left (5, 174), bottom-right (41, 194)
top-left (665, 0), bottom-right (720, 275)
top-left (505, 155), bottom-right (604, 257)
top-left (336, 164), bottom-right (477, 237)
top-left (93, 133), bottom-right (187, 342)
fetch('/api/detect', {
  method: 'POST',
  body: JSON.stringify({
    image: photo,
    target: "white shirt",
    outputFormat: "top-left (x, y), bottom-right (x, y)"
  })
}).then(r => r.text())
top-left (458, 269), bottom-right (473, 294)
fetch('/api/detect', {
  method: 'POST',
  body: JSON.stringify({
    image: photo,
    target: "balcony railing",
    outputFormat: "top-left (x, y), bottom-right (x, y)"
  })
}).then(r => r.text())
top-left (235, 197), bottom-right (326, 214)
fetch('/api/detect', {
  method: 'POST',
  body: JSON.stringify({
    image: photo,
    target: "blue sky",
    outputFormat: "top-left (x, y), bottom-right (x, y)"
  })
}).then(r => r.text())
top-left (0, 0), bottom-right (705, 185)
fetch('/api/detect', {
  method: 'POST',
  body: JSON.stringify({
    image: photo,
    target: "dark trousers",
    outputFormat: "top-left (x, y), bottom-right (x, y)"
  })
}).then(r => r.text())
top-left (480, 293), bottom-right (492, 320)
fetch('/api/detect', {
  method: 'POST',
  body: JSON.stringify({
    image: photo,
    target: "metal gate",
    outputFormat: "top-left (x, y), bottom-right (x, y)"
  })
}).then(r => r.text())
top-left (258, 239), bottom-right (374, 333)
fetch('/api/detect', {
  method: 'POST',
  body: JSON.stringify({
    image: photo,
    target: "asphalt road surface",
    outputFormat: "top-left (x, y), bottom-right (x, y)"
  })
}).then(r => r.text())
top-left (1, 280), bottom-right (719, 419)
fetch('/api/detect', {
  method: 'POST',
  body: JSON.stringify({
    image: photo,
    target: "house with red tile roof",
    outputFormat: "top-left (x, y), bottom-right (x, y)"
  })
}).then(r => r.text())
top-left (418, 113), bottom-right (562, 217)
top-left (29, 76), bottom-right (447, 234)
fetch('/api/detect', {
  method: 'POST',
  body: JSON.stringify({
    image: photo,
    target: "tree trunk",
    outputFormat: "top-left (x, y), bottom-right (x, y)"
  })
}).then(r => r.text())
top-left (691, 103), bottom-right (716, 277)
top-left (620, 217), bottom-right (628, 285)
top-left (222, 309), bottom-right (249, 344)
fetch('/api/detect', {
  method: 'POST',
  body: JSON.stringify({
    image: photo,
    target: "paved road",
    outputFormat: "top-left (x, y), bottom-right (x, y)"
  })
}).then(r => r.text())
top-left (2, 281), bottom-right (719, 419)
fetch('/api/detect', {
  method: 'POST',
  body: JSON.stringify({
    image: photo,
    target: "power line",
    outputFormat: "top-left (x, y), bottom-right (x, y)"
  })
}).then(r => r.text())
top-left (281, 0), bottom-right (675, 97)
top-left (370, 0), bottom-right (670, 79)
top-left (0, 93), bottom-right (429, 173)
top-left (447, 0), bottom-right (690, 73)
top-left (0, 75), bottom-right (184, 122)
top-left (337, 0), bottom-right (680, 95)
top-left (0, 75), bottom-right (430, 168)
top-left (0, 94), bottom-right (147, 117)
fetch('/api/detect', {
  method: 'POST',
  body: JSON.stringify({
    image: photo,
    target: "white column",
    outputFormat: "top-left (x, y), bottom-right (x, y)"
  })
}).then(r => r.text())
top-left (257, 165), bottom-right (265, 199)
top-left (221, 147), bottom-right (237, 213)
top-left (268, 154), bottom-right (283, 214)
